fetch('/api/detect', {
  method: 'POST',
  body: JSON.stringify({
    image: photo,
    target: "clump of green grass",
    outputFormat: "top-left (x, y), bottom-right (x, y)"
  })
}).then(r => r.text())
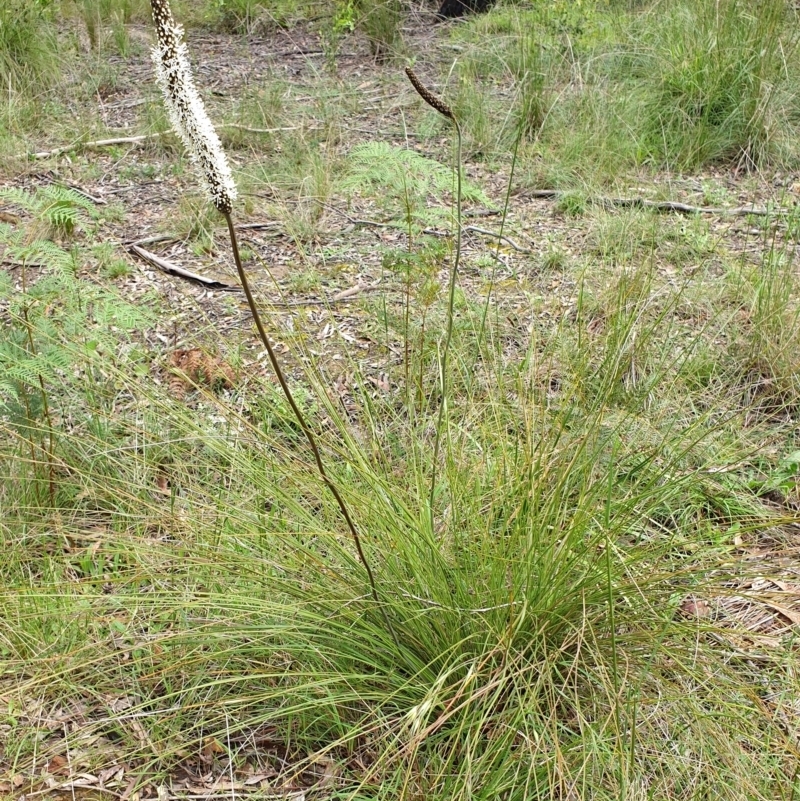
top-left (587, 206), bottom-right (663, 264)
top-left (225, 81), bottom-right (287, 141)
top-left (214, 0), bottom-right (275, 31)
top-left (0, 0), bottom-right (60, 94)
top-left (541, 243), bottom-right (568, 270)
top-left (724, 245), bottom-right (800, 416)
top-left (173, 194), bottom-right (220, 251)
top-left (554, 190), bottom-right (587, 217)
top-left (92, 241), bottom-right (133, 279)
top-left (631, 0), bottom-right (794, 169)
top-left (213, 0), bottom-right (305, 32)
top-left (357, 0), bottom-right (404, 61)
top-left (248, 134), bottom-right (335, 240)
top-left (445, 0), bottom-right (800, 186)
top-left (4, 247), bottom-right (799, 798)
top-left (505, 22), bottom-right (559, 140)
top-left (233, 81), bottom-right (357, 239)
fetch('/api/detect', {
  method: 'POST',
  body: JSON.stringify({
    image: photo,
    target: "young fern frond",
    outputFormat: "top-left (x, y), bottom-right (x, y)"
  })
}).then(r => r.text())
top-left (0, 184), bottom-right (99, 234)
top-left (0, 186), bottom-right (30, 209)
top-left (0, 185), bottom-right (100, 236)
top-left (345, 141), bottom-right (486, 203)
top-left (344, 142), bottom-right (455, 195)
top-left (344, 141), bottom-right (488, 230)
top-left (38, 185), bottom-right (99, 234)
top-left (2, 349), bottom-right (71, 387)
top-left (0, 229), bottom-right (76, 284)
top-left (0, 235), bottom-right (152, 405)
top-left (5, 238), bottom-right (76, 274)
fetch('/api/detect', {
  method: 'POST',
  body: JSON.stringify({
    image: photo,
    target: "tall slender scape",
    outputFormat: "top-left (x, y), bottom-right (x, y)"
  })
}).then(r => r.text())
top-left (404, 68), bottom-right (462, 531)
top-left (149, 0), bottom-right (390, 631)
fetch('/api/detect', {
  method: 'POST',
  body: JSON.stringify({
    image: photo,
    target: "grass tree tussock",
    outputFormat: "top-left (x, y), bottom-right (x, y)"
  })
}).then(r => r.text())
top-left (1, 0), bottom-right (800, 799)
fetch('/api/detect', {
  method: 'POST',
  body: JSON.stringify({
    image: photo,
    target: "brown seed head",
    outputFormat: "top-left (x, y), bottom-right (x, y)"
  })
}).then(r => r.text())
top-left (405, 67), bottom-right (454, 121)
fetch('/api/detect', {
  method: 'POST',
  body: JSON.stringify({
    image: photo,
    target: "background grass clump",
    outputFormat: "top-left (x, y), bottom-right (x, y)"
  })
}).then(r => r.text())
top-left (443, 0), bottom-right (800, 186)
top-left (0, 0), bottom-right (59, 94)
top-left (631, 0), bottom-right (792, 170)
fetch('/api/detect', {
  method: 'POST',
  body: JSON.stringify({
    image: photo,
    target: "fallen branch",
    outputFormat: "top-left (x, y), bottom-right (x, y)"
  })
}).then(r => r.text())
top-left (1, 259), bottom-right (47, 269)
top-left (24, 133), bottom-right (167, 160)
top-left (523, 189), bottom-right (782, 217)
top-left (127, 233), bottom-right (179, 247)
top-left (463, 208), bottom-right (500, 218)
top-left (129, 243), bottom-right (385, 301)
top-left (351, 218), bottom-right (397, 229)
top-left (61, 182), bottom-right (107, 205)
top-left (127, 222), bottom-right (279, 246)
top-left (463, 225), bottom-right (532, 253)
top-left (129, 244), bottom-right (236, 290)
top-left (235, 221), bottom-right (282, 231)
top-left (219, 123), bottom-right (302, 134)
top-left (350, 217), bottom-right (532, 252)
top-left (104, 97), bottom-right (149, 110)
top-left (268, 280), bottom-right (396, 307)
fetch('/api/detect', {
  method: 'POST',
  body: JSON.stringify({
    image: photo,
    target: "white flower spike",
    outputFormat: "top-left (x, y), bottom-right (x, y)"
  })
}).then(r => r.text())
top-left (148, 3), bottom-right (393, 644)
top-left (150, 0), bottom-right (237, 214)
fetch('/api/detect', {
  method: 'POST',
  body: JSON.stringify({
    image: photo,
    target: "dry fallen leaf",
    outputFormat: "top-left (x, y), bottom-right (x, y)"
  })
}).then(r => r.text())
top-left (678, 596), bottom-right (712, 619)
top-left (201, 736), bottom-right (226, 758)
top-left (98, 764), bottom-right (125, 786)
top-left (244, 773), bottom-right (276, 786)
top-left (773, 580), bottom-right (800, 594)
top-left (46, 754), bottom-right (69, 776)
top-left (749, 597), bottom-right (800, 626)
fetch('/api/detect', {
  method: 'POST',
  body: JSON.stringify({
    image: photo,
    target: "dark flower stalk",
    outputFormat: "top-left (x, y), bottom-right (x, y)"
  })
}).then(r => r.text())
top-left (149, 0), bottom-right (393, 641)
top-left (405, 66), bottom-right (462, 533)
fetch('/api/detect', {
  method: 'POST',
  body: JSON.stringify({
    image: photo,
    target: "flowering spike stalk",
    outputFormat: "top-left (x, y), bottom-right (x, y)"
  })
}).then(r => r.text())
top-left (150, 0), bottom-right (236, 214)
top-left (148, 0), bottom-right (396, 646)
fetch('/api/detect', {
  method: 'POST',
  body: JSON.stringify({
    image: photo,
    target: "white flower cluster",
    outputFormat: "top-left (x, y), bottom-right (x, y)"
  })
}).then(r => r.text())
top-left (150, 0), bottom-right (237, 214)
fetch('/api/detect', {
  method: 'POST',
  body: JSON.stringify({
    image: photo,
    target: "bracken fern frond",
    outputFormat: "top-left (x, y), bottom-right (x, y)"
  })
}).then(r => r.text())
top-left (0, 185), bottom-right (100, 237)
top-left (344, 141), bottom-right (487, 229)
